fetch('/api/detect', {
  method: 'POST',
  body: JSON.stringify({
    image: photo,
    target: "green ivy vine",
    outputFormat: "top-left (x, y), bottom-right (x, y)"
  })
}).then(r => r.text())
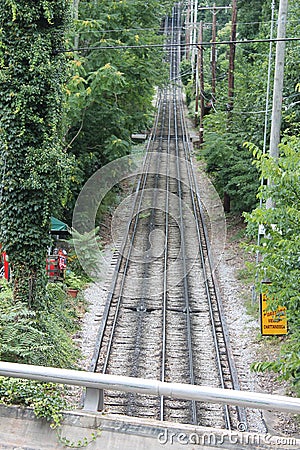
top-left (0, 1), bottom-right (72, 305)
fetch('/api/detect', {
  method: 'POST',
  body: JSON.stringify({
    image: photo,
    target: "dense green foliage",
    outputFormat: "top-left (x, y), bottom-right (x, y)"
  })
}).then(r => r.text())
top-left (0, 276), bottom-right (82, 425)
top-left (64, 0), bottom-right (173, 215)
top-left (184, 0), bottom-right (300, 213)
top-left (0, 0), bottom-right (72, 304)
top-left (200, 112), bottom-right (259, 212)
top-left (0, 377), bottom-right (68, 427)
top-left (245, 137), bottom-right (300, 393)
top-left (0, 278), bottom-right (81, 366)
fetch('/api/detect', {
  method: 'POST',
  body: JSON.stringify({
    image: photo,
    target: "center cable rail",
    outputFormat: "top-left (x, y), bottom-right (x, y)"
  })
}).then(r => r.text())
top-left (89, 3), bottom-right (247, 430)
top-left (161, 3), bottom-right (197, 425)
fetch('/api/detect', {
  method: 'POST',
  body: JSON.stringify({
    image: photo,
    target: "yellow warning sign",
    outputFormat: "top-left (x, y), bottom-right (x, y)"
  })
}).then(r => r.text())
top-left (260, 292), bottom-right (288, 336)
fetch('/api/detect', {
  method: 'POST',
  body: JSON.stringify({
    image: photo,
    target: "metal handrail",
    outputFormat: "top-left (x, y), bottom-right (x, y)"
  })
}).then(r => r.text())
top-left (0, 361), bottom-right (299, 414)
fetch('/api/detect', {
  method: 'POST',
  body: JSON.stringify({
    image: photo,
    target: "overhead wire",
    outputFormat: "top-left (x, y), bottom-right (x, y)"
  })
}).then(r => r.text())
top-left (71, 18), bottom-right (300, 34)
top-left (63, 37), bottom-right (300, 53)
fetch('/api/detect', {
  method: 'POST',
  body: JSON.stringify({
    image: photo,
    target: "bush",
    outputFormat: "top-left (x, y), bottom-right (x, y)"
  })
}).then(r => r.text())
top-left (0, 282), bottom-right (81, 367)
top-left (0, 378), bottom-right (68, 428)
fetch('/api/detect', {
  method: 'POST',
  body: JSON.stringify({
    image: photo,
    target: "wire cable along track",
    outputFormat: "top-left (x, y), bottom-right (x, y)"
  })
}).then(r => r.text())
top-left (91, 3), bottom-right (247, 430)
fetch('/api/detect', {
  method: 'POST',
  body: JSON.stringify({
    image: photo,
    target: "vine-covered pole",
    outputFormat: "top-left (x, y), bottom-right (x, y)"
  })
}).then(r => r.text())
top-left (72, 0), bottom-right (80, 50)
top-left (0, 1), bottom-right (71, 305)
top-left (198, 21), bottom-right (204, 145)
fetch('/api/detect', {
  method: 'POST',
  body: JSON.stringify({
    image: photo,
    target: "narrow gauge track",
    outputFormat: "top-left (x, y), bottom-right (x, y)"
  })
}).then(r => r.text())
top-left (91, 3), bottom-right (247, 430)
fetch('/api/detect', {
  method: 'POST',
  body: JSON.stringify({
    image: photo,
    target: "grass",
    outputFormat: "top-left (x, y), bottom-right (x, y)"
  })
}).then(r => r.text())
top-left (244, 297), bottom-right (259, 318)
top-left (236, 261), bottom-right (256, 283)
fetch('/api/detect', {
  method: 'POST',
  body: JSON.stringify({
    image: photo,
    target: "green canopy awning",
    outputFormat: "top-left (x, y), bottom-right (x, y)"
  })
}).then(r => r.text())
top-left (51, 217), bottom-right (68, 232)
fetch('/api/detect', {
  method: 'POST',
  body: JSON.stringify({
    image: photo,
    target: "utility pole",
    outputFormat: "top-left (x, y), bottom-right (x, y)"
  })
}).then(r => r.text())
top-left (195, 28), bottom-right (199, 127)
top-left (223, 0), bottom-right (237, 213)
top-left (195, 22), bottom-right (204, 136)
top-left (185, 1), bottom-right (191, 60)
top-left (196, 6), bottom-right (231, 111)
top-left (191, 0), bottom-right (199, 74)
top-left (199, 22), bottom-right (204, 145)
top-left (228, 0), bottom-right (237, 111)
top-left (267, 0), bottom-right (288, 209)
top-left (255, 0), bottom-right (276, 269)
top-left (194, 5), bottom-right (231, 148)
top-left (269, 0), bottom-right (288, 161)
top-left (211, 3), bottom-right (217, 101)
top-left (189, 0), bottom-right (194, 49)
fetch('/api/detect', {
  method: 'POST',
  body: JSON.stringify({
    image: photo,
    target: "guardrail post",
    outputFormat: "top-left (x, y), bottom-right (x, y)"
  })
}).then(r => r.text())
top-left (83, 388), bottom-right (104, 412)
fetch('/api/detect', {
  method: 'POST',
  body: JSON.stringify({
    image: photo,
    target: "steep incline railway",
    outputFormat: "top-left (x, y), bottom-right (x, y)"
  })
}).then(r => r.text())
top-left (91, 4), bottom-right (246, 430)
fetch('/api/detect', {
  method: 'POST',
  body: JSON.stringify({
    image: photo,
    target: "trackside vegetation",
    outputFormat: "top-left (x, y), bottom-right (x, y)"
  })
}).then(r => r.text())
top-left (0, 0), bottom-right (72, 306)
top-left (245, 137), bottom-right (300, 395)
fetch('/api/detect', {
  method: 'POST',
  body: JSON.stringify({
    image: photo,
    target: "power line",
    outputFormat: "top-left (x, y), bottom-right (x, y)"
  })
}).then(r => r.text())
top-left (75, 27), bottom-right (165, 34)
top-left (72, 18), bottom-right (300, 34)
top-left (63, 36), bottom-right (300, 53)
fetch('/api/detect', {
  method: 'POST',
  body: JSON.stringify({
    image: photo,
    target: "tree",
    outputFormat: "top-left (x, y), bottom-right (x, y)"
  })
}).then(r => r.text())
top-left (245, 136), bottom-right (300, 391)
top-left (62, 0), bottom-right (173, 215)
top-left (0, 1), bottom-right (71, 305)
top-left (192, 0), bottom-right (300, 213)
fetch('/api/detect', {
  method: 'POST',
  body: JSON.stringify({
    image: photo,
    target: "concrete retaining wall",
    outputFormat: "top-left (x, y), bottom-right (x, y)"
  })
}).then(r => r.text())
top-left (0, 405), bottom-right (299, 450)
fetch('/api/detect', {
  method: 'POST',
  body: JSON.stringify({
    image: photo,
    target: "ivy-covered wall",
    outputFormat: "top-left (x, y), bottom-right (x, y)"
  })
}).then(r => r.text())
top-left (0, 0), bottom-right (71, 304)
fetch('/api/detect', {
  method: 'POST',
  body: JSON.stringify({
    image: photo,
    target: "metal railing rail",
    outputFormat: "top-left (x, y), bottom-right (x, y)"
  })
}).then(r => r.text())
top-left (0, 361), bottom-right (300, 414)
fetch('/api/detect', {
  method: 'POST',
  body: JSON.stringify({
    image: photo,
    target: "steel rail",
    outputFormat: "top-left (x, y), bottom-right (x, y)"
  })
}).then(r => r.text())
top-left (159, 88), bottom-right (171, 421)
top-left (177, 98), bottom-right (224, 373)
top-left (89, 92), bottom-right (164, 374)
top-left (168, 3), bottom-right (246, 429)
top-left (160, 4), bottom-right (183, 421)
top-left (177, 91), bottom-right (248, 429)
top-left (124, 32), bottom-right (179, 409)
top-left (102, 83), bottom-right (169, 413)
top-left (125, 88), bottom-right (169, 403)
top-left (100, 98), bottom-right (167, 376)
top-left (177, 95), bottom-right (232, 429)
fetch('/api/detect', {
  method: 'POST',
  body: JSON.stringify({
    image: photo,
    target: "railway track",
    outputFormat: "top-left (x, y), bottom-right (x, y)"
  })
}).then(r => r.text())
top-left (90, 3), bottom-right (247, 430)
